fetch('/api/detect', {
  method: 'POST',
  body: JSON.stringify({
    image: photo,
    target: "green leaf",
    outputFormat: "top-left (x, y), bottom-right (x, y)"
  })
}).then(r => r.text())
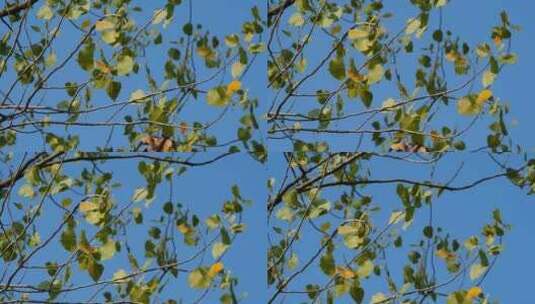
top-left (117, 55), bottom-right (134, 76)
top-left (106, 81), bottom-right (121, 101)
top-left (77, 42), bottom-right (94, 71)
top-left (60, 227), bottom-right (76, 252)
top-left (88, 261), bottom-right (103, 282)
top-left (329, 59), bottom-right (345, 80)
top-left (183, 23), bottom-right (193, 35)
top-left (320, 253), bottom-right (335, 276)
top-left (350, 285), bottom-right (364, 303)
top-left (423, 226), bottom-right (433, 238)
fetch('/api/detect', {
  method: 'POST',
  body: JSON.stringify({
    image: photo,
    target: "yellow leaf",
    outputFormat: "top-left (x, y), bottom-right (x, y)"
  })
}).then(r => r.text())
top-left (476, 89), bottom-right (492, 104)
top-left (493, 36), bottom-right (502, 47)
top-left (101, 30), bottom-right (119, 44)
top-left (211, 242), bottom-right (229, 259)
top-left (208, 262), bottom-right (224, 277)
top-left (112, 269), bottom-right (129, 283)
top-left (95, 20), bottom-right (114, 31)
top-left (405, 17), bottom-right (421, 35)
top-left (336, 266), bottom-right (355, 279)
top-left (446, 51), bottom-right (457, 62)
top-left (188, 268), bottom-right (211, 289)
top-left (288, 12), bottom-right (305, 27)
top-left (99, 239), bottom-right (116, 260)
top-left (435, 248), bottom-right (455, 260)
top-left (347, 66), bottom-right (364, 82)
top-left (227, 80), bottom-right (242, 94)
top-left (37, 5), bottom-right (53, 20)
top-left (466, 286), bottom-right (483, 299)
top-left (457, 97), bottom-right (482, 116)
top-left (367, 64), bottom-right (384, 85)
top-left (231, 62), bottom-right (245, 78)
top-left (130, 90), bottom-right (147, 103)
top-left (348, 28), bottom-right (368, 39)
top-left (470, 263), bottom-right (487, 280)
top-left (79, 201), bottom-right (98, 212)
top-left (152, 9), bottom-right (167, 25)
top-left (177, 223), bottom-right (191, 234)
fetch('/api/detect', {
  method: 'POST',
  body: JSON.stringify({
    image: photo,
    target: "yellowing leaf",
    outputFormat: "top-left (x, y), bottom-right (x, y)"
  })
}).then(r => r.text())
top-left (206, 86), bottom-right (230, 107)
top-left (208, 262), bottom-right (224, 277)
top-left (466, 286), bottom-right (483, 299)
top-left (406, 17), bottom-right (421, 35)
top-left (388, 211), bottom-right (404, 225)
top-left (132, 187), bottom-right (148, 202)
top-left (188, 268), bottom-right (211, 289)
top-left (98, 239), bottom-right (116, 260)
top-left (95, 20), bottom-right (114, 31)
top-left (112, 269), bottom-right (129, 283)
top-left (348, 28), bottom-right (368, 39)
top-left (336, 266), bottom-right (355, 279)
top-left (45, 53), bottom-right (57, 68)
top-left (476, 89), bottom-right (492, 104)
top-left (224, 34), bottom-right (240, 48)
top-left (482, 70), bottom-right (496, 87)
top-left (130, 90), bottom-right (148, 103)
top-left (288, 253), bottom-right (299, 270)
top-left (177, 223), bottom-right (191, 234)
top-left (152, 9), bottom-right (167, 25)
top-left (436, 248), bottom-right (456, 260)
top-left (436, 0), bottom-right (448, 7)
top-left (227, 80), bottom-right (242, 94)
top-left (357, 260), bottom-right (374, 278)
top-left (457, 97), bottom-right (482, 116)
top-left (211, 242), bottom-right (229, 259)
top-left (367, 64), bottom-right (384, 85)
top-left (231, 62), bottom-right (245, 78)
top-left (117, 55), bottom-right (134, 76)
top-left (18, 184), bottom-right (35, 198)
top-left (37, 5), bottom-right (54, 20)
top-left (102, 30), bottom-right (119, 44)
top-left (371, 293), bottom-right (388, 303)
top-left (469, 263), bottom-right (487, 280)
top-left (288, 12), bottom-right (305, 27)
top-left (79, 201), bottom-right (98, 212)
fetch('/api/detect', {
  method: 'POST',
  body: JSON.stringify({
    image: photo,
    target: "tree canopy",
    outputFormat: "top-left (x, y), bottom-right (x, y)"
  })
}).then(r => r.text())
top-left (1, 0), bottom-right (534, 303)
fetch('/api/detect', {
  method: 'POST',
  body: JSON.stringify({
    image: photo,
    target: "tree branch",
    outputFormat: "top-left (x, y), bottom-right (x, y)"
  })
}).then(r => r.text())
top-left (268, 0), bottom-right (295, 23)
top-left (0, 0), bottom-right (39, 18)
